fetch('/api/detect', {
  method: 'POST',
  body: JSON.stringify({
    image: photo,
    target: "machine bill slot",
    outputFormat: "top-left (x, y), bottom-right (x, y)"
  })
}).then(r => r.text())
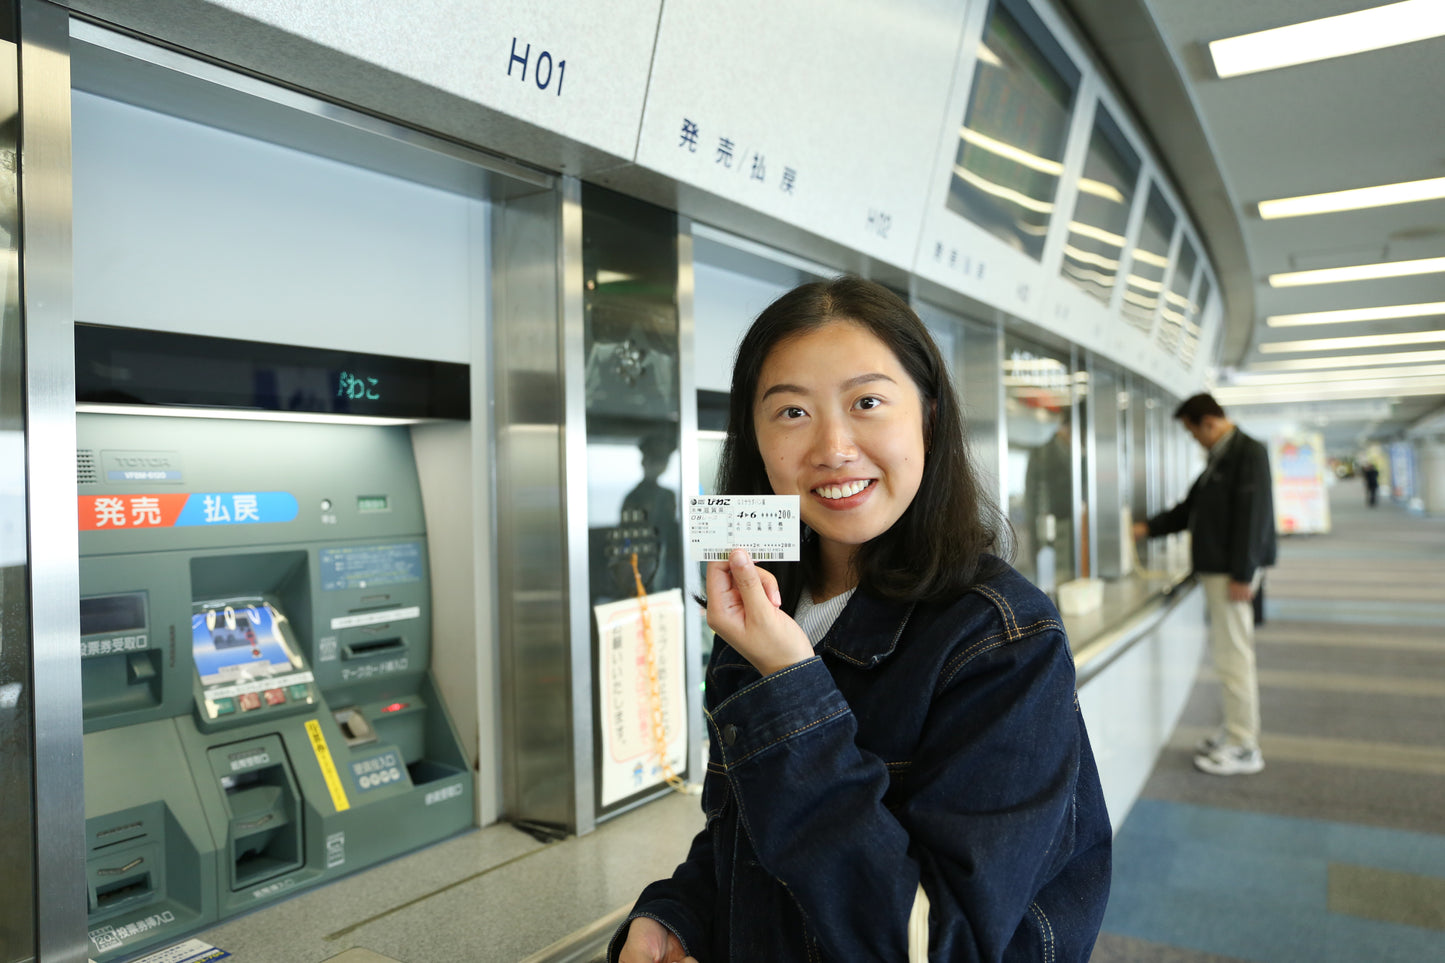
top-left (87, 835), bottom-right (162, 914)
top-left (94, 869), bottom-right (154, 911)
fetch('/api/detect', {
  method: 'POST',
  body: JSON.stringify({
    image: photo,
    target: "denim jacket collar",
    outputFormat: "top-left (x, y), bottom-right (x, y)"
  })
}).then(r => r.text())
top-left (816, 591), bottom-right (917, 669)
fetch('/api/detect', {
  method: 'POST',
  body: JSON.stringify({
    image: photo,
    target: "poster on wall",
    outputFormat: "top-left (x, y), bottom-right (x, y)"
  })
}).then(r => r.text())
top-left (594, 588), bottom-right (687, 808)
top-left (1271, 434), bottom-right (1330, 535)
top-left (1389, 442), bottom-right (1417, 503)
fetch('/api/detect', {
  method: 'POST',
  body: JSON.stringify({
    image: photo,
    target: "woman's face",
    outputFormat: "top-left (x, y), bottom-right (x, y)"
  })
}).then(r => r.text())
top-left (753, 320), bottom-right (928, 556)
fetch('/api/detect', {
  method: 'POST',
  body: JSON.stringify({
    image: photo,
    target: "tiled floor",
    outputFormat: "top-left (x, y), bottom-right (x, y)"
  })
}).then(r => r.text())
top-left (1093, 481), bottom-right (1445, 962)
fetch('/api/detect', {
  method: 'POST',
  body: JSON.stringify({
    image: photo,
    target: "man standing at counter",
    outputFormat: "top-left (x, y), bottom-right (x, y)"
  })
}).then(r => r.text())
top-left (1133, 393), bottom-right (1276, 776)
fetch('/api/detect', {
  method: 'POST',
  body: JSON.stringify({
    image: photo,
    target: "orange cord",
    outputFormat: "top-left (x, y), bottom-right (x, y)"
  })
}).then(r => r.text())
top-left (631, 552), bottom-right (687, 792)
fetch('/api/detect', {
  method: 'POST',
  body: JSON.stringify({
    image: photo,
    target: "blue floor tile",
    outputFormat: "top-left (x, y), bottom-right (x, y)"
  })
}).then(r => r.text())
top-left (1103, 799), bottom-right (1445, 962)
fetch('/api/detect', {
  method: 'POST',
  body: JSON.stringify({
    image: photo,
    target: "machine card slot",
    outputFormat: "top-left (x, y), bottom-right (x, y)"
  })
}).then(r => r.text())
top-left (343, 637), bottom-right (405, 659)
top-left (93, 822), bottom-right (146, 849)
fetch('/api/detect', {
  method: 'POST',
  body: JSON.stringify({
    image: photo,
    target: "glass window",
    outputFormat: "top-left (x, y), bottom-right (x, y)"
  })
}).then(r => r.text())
top-left (1180, 275), bottom-right (1211, 367)
top-left (1059, 105), bottom-right (1140, 304)
top-left (1157, 238), bottom-right (1197, 358)
top-left (918, 301), bottom-right (1002, 505)
top-left (1122, 185), bottom-right (1176, 333)
top-left (946, 0), bottom-right (1080, 261)
top-left (1004, 336), bottom-right (1075, 590)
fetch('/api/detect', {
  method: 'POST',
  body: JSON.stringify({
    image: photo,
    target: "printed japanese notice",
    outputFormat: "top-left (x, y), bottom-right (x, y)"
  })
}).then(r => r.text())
top-left (594, 588), bottom-right (687, 808)
top-left (687, 494), bottom-right (800, 562)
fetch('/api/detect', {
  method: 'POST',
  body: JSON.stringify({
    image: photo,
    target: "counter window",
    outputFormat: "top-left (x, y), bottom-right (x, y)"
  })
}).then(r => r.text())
top-left (1059, 105), bottom-right (1140, 304)
top-left (947, 0), bottom-right (1080, 261)
top-left (1158, 238), bottom-right (1197, 359)
top-left (1181, 276), bottom-right (1212, 366)
top-left (1004, 337), bottom-right (1077, 590)
top-left (1122, 185), bottom-right (1176, 333)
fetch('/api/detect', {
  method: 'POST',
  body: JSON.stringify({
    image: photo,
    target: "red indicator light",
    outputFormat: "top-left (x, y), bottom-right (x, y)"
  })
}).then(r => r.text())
top-left (381, 702), bottom-right (408, 713)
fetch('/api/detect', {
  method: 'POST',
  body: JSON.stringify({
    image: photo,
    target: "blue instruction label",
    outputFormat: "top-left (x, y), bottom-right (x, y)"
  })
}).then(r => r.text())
top-left (320, 542), bottom-right (423, 591)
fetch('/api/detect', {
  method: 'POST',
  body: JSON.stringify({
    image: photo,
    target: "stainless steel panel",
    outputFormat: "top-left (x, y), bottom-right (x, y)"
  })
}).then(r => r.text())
top-left (21, 0), bottom-right (85, 959)
top-left (559, 177), bottom-right (593, 835)
top-left (492, 184), bottom-right (576, 832)
top-left (1092, 360), bottom-right (1125, 578)
top-left (0, 20), bottom-right (35, 963)
top-left (676, 218), bottom-right (703, 786)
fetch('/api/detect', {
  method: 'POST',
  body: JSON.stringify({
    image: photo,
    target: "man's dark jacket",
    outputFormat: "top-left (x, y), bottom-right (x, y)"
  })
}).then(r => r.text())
top-left (1146, 428), bottom-right (1277, 583)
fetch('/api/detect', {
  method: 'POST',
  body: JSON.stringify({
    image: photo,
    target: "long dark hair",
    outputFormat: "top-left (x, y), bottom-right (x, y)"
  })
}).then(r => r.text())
top-left (717, 276), bottom-right (1009, 604)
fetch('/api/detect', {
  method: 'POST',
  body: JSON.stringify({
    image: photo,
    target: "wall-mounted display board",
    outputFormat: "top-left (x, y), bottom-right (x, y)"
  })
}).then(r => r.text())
top-left (635, 0), bottom-right (974, 270)
top-left (189, 0), bottom-right (663, 162)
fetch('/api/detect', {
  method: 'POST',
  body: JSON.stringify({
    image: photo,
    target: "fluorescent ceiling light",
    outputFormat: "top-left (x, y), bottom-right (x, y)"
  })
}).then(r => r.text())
top-left (1066, 221), bottom-right (1127, 248)
top-left (1259, 329), bottom-right (1445, 353)
top-left (1208, 1), bottom-right (1445, 79)
top-left (1214, 379), bottom-right (1445, 405)
top-left (75, 403), bottom-right (422, 426)
top-left (1247, 348), bottom-right (1445, 370)
top-left (951, 164), bottom-right (1054, 214)
top-left (1076, 177), bottom-right (1125, 204)
top-left (1228, 363), bottom-right (1445, 385)
top-left (1266, 300), bottom-right (1445, 326)
top-left (958, 127), bottom-right (1063, 175)
top-left (1131, 247), bottom-right (1170, 269)
top-left (1269, 257), bottom-right (1445, 287)
top-left (1258, 175), bottom-right (1445, 219)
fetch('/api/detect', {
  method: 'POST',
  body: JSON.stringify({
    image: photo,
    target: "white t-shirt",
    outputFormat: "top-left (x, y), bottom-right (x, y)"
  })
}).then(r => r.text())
top-left (793, 587), bottom-right (857, 648)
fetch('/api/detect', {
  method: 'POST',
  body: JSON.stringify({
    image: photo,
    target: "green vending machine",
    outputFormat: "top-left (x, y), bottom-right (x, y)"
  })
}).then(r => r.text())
top-left (77, 412), bottom-right (474, 961)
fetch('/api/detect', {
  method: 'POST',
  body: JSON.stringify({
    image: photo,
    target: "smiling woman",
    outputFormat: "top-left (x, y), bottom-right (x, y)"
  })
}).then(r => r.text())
top-left (610, 277), bottom-right (1114, 963)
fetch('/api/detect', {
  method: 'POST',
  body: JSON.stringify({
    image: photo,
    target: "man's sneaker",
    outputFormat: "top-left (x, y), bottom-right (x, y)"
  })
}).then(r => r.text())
top-left (1195, 727), bottom-right (1228, 754)
top-left (1193, 744), bottom-right (1264, 776)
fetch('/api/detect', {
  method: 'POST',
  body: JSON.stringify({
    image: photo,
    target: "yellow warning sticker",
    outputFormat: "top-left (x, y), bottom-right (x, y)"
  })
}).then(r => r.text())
top-left (304, 718), bottom-right (350, 812)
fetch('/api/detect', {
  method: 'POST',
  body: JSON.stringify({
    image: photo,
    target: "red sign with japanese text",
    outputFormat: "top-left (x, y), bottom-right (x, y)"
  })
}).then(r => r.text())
top-left (78, 494), bottom-right (190, 531)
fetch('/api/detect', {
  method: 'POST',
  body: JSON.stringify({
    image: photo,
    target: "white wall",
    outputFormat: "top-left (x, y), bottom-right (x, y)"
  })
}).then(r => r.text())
top-left (1078, 586), bottom-right (1206, 832)
top-left (72, 89), bottom-right (481, 363)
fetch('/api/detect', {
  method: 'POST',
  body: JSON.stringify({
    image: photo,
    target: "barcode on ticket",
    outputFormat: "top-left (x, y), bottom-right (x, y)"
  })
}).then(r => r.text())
top-left (700, 550), bottom-right (788, 561)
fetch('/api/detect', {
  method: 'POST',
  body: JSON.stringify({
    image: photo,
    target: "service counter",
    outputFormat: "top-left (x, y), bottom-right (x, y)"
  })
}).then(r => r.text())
top-left (162, 570), bottom-right (1203, 963)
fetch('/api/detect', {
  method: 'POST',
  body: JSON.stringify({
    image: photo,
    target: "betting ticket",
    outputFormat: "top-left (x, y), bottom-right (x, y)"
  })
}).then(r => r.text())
top-left (687, 495), bottom-right (801, 562)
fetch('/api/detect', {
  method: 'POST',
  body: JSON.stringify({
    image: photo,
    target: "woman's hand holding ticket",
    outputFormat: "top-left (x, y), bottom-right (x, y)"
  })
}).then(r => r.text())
top-left (706, 549), bottom-right (813, 677)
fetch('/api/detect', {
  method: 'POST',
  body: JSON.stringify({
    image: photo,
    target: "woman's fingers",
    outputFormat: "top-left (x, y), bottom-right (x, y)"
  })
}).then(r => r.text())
top-left (726, 548), bottom-right (774, 611)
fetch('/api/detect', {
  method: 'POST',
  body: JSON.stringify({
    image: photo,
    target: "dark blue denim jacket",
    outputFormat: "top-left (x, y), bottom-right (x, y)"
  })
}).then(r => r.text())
top-left (609, 560), bottom-right (1111, 962)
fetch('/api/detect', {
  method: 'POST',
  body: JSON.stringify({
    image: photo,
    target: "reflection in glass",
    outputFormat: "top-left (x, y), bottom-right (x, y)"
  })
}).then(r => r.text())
top-left (1180, 276), bottom-right (1211, 366)
top-left (581, 186), bottom-right (683, 608)
top-left (1060, 106), bottom-right (1139, 304)
top-left (1157, 239), bottom-right (1197, 358)
top-left (1005, 339), bottom-right (1076, 591)
top-left (919, 302), bottom-right (1003, 502)
top-left (1122, 186), bottom-right (1176, 332)
top-left (946, 0), bottom-right (1079, 261)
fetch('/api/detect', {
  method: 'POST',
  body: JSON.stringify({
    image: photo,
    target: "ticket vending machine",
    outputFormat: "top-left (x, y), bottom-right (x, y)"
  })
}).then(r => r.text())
top-left (77, 412), bottom-right (474, 961)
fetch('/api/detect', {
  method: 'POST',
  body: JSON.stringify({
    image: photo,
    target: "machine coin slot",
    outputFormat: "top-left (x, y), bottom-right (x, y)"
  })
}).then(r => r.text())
top-left (342, 636), bottom-right (405, 659)
top-left (333, 706), bottom-right (378, 747)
